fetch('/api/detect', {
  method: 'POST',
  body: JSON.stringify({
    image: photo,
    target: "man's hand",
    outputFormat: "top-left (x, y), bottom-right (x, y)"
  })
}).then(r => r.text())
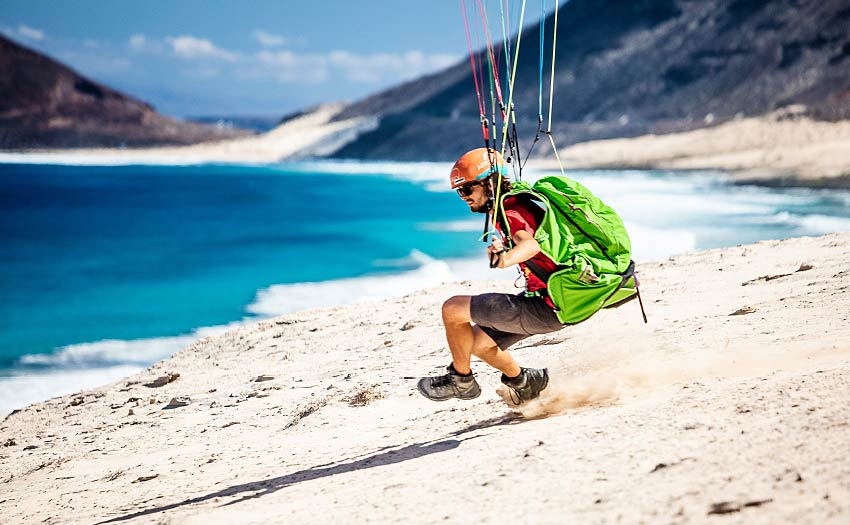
top-left (488, 230), bottom-right (541, 269)
top-left (488, 237), bottom-right (507, 268)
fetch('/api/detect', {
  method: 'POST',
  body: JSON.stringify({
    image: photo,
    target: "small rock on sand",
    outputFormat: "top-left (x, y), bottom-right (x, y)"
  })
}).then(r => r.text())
top-left (254, 375), bottom-right (275, 382)
top-left (163, 397), bottom-right (191, 409)
top-left (730, 306), bottom-right (758, 316)
top-left (144, 372), bottom-right (180, 388)
top-left (133, 474), bottom-right (159, 483)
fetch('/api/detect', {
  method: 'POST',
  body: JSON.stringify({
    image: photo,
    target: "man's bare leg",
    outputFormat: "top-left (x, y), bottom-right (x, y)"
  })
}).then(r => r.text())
top-left (442, 295), bottom-right (521, 377)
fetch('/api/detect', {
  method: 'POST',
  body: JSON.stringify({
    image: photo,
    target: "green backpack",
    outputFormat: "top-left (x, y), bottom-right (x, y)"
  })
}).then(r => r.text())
top-left (497, 175), bottom-right (646, 325)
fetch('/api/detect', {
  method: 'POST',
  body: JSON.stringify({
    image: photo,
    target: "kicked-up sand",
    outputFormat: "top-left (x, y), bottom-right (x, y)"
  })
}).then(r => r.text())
top-left (1, 232), bottom-right (849, 524)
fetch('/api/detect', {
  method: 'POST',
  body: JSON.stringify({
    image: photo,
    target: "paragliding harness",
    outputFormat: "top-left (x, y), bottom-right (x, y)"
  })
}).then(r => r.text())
top-left (495, 176), bottom-right (647, 325)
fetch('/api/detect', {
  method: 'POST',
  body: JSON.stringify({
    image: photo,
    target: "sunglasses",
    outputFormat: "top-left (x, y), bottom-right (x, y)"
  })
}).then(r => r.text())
top-left (456, 180), bottom-right (484, 197)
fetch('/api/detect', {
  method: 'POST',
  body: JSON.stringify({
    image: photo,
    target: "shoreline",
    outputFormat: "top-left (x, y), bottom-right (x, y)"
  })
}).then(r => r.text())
top-left (1, 232), bottom-right (849, 523)
top-left (0, 103), bottom-right (376, 166)
top-left (3, 105), bottom-right (850, 190)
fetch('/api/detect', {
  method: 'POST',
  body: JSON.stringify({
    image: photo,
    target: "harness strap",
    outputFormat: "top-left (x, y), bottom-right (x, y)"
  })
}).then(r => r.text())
top-left (523, 257), bottom-right (560, 285)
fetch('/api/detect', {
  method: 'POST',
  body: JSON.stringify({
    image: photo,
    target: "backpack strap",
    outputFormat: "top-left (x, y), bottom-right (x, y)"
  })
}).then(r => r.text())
top-left (602, 260), bottom-right (648, 324)
top-left (628, 262), bottom-right (649, 324)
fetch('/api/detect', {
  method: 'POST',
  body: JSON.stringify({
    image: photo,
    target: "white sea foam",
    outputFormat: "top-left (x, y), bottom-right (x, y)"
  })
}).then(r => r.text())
top-left (0, 152), bottom-right (212, 166)
top-left (19, 322), bottom-right (241, 368)
top-left (745, 211), bottom-right (850, 233)
top-left (626, 223), bottom-right (697, 261)
top-left (417, 219), bottom-right (483, 232)
top-left (793, 213), bottom-right (850, 234)
top-left (0, 365), bottom-right (142, 414)
top-left (283, 159), bottom-right (450, 183)
top-left (2, 322), bottom-right (242, 414)
top-left (246, 250), bottom-right (514, 316)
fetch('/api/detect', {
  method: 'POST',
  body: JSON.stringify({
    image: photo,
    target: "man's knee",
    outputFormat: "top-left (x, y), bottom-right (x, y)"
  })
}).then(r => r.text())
top-left (442, 295), bottom-right (472, 323)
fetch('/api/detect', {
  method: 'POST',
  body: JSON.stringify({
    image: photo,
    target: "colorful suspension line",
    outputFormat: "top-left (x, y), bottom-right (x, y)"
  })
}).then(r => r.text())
top-left (493, 0), bottom-right (527, 226)
top-left (461, 0), bottom-right (503, 240)
top-left (523, 0), bottom-right (547, 168)
top-left (496, 0), bottom-right (523, 185)
top-left (545, 0), bottom-right (572, 179)
top-left (459, 1), bottom-right (531, 243)
top-left (460, 0), bottom-right (488, 145)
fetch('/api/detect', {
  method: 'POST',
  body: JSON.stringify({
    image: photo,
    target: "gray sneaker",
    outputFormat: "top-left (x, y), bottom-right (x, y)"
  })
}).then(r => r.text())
top-left (501, 367), bottom-right (549, 404)
top-left (417, 364), bottom-right (481, 401)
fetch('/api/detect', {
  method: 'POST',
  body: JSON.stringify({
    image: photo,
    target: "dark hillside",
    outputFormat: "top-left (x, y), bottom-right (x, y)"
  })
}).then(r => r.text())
top-left (332, 0), bottom-right (850, 161)
top-left (0, 35), bottom-right (249, 149)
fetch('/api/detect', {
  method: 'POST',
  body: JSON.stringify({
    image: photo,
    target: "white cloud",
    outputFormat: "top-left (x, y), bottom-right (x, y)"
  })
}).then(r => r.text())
top-left (120, 31), bottom-right (460, 93)
top-left (327, 50), bottom-right (458, 84)
top-left (165, 35), bottom-right (238, 61)
top-left (256, 50), bottom-right (328, 83)
top-left (18, 24), bottom-right (45, 41)
top-left (253, 49), bottom-right (460, 86)
top-left (254, 30), bottom-right (286, 48)
top-left (128, 33), bottom-right (166, 54)
top-left (128, 33), bottom-right (147, 50)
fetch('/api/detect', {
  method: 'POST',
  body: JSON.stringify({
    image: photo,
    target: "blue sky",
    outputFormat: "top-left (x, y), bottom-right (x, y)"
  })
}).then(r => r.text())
top-left (1, 1), bottom-right (548, 118)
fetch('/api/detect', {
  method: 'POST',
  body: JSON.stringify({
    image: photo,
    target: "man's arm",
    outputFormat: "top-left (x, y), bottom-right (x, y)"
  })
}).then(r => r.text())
top-left (489, 229), bottom-right (541, 269)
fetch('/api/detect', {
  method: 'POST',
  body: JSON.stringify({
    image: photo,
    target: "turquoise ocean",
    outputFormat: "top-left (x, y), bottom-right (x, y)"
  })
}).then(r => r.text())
top-left (2, 158), bottom-right (850, 412)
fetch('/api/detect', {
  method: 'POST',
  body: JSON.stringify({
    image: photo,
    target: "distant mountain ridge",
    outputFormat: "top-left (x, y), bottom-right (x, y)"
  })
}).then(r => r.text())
top-left (0, 35), bottom-right (248, 149)
top-left (331, 0), bottom-right (850, 161)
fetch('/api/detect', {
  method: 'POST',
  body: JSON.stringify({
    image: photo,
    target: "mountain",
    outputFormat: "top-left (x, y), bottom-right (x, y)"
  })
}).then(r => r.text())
top-left (0, 35), bottom-right (249, 149)
top-left (331, 0), bottom-right (850, 161)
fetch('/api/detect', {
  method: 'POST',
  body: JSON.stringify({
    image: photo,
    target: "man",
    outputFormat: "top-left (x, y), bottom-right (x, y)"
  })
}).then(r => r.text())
top-left (417, 148), bottom-right (565, 404)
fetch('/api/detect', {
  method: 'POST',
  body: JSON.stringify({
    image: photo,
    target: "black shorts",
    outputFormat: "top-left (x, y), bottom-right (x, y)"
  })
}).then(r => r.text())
top-left (470, 292), bottom-right (564, 350)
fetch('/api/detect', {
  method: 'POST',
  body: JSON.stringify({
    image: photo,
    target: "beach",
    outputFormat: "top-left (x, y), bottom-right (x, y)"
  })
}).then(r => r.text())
top-left (2, 231), bottom-right (849, 524)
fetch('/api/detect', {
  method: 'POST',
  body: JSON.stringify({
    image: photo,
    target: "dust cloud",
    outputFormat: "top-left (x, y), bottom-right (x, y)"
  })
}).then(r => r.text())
top-left (500, 342), bottom-right (847, 418)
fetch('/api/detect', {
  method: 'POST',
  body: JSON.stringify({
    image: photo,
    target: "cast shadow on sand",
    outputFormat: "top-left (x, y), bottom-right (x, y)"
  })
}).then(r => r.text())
top-left (97, 414), bottom-right (524, 523)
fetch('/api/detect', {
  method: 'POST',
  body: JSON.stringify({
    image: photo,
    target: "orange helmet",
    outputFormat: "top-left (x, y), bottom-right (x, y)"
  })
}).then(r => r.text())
top-left (449, 148), bottom-right (508, 189)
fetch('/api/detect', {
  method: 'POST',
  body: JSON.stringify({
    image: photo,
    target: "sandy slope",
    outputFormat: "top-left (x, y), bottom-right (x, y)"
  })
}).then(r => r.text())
top-left (554, 108), bottom-right (850, 187)
top-left (2, 232), bottom-right (850, 524)
top-left (0, 104), bottom-right (376, 165)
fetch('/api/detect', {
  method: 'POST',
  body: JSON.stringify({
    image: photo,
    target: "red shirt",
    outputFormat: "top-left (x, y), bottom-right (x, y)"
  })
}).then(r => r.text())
top-left (497, 195), bottom-right (559, 300)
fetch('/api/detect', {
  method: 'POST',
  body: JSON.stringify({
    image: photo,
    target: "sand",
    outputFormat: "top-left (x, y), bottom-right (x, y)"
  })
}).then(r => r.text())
top-left (553, 107), bottom-right (850, 188)
top-left (2, 232), bottom-right (849, 524)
